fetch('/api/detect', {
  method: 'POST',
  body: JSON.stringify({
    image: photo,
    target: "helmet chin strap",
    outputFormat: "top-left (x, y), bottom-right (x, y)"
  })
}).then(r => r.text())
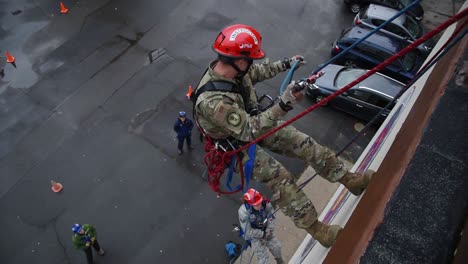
top-left (229, 59), bottom-right (253, 79)
top-left (220, 55), bottom-right (253, 79)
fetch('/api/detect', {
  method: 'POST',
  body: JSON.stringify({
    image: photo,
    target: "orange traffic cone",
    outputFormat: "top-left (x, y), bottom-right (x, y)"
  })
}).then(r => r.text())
top-left (5, 51), bottom-right (16, 68)
top-left (60, 2), bottom-right (69, 14)
top-left (186, 85), bottom-right (193, 100)
top-left (51, 180), bottom-right (63, 193)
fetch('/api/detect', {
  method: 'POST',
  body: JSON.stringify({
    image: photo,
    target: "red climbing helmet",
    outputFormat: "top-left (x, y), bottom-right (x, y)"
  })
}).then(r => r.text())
top-left (243, 188), bottom-right (264, 205)
top-left (212, 24), bottom-right (265, 60)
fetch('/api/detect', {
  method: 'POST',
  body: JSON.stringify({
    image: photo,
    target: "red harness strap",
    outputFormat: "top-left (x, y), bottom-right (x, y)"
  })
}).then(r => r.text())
top-left (202, 135), bottom-right (245, 195)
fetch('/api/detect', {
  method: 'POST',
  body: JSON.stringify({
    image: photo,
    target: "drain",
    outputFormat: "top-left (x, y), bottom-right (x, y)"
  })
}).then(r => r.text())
top-left (148, 48), bottom-right (166, 64)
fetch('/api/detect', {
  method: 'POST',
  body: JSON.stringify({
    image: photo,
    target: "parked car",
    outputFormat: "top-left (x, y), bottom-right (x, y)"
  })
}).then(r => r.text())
top-left (344, 0), bottom-right (424, 20)
top-left (331, 26), bottom-right (425, 83)
top-left (353, 4), bottom-right (434, 55)
top-left (306, 64), bottom-right (404, 123)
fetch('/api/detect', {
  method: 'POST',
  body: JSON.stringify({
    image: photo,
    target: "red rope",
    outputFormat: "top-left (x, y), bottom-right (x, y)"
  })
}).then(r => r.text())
top-left (230, 8), bottom-right (468, 155)
top-left (202, 134), bottom-right (246, 195)
top-left (416, 19), bottom-right (467, 77)
top-left (200, 8), bottom-right (467, 194)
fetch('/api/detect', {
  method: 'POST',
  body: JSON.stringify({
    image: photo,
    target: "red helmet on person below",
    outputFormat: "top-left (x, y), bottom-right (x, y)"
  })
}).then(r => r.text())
top-left (243, 188), bottom-right (264, 206)
top-left (212, 24), bottom-right (265, 60)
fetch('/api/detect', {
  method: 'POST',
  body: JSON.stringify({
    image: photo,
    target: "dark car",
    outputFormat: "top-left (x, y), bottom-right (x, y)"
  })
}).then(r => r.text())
top-left (306, 64), bottom-right (404, 123)
top-left (344, 0), bottom-right (424, 20)
top-left (331, 26), bottom-right (425, 83)
top-left (354, 4), bottom-right (434, 55)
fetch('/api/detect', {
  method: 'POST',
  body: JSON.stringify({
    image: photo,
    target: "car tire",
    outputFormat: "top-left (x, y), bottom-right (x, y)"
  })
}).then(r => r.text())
top-left (315, 95), bottom-right (328, 106)
top-left (344, 59), bottom-right (357, 68)
top-left (350, 4), bottom-right (360, 13)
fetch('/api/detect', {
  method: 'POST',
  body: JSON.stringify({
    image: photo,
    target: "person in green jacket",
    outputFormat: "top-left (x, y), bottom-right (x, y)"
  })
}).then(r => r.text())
top-left (72, 223), bottom-right (105, 264)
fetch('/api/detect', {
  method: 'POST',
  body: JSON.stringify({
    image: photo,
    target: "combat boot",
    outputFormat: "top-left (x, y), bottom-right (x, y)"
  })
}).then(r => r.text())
top-left (306, 220), bottom-right (342, 248)
top-left (339, 170), bottom-right (374, 196)
top-left (275, 257), bottom-right (285, 264)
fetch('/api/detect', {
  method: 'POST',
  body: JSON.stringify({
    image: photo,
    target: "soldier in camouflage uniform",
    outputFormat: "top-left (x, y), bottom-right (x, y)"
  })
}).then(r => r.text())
top-left (194, 24), bottom-right (373, 247)
top-left (239, 189), bottom-right (284, 264)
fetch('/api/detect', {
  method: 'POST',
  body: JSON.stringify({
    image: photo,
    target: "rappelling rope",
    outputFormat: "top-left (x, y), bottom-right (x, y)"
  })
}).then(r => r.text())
top-left (297, 23), bottom-right (468, 191)
top-left (230, 8), bottom-right (467, 157)
top-left (202, 135), bottom-right (246, 195)
top-left (203, 5), bottom-right (467, 196)
top-left (203, 0), bottom-right (423, 195)
top-left (235, 8), bottom-right (466, 263)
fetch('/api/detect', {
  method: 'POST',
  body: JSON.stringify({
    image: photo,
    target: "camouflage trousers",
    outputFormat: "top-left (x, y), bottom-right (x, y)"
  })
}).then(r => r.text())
top-left (251, 234), bottom-right (282, 264)
top-left (244, 124), bottom-right (348, 229)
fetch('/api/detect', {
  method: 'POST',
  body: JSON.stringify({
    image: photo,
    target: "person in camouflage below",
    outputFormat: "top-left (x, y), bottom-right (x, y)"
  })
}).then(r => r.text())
top-left (193, 24), bottom-right (373, 247)
top-left (239, 189), bottom-right (284, 264)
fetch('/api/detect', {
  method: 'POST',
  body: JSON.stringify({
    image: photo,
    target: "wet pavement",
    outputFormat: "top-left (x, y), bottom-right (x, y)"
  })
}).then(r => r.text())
top-left (1, 0), bottom-right (378, 263)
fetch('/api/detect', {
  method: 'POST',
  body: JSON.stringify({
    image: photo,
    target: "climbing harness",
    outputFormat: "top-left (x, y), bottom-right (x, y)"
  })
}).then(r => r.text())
top-left (201, 135), bottom-right (246, 194)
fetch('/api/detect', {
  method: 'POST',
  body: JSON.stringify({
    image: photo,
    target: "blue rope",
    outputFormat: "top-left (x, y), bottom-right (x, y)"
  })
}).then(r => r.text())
top-left (242, 144), bottom-right (257, 192)
top-left (297, 28), bottom-right (467, 191)
top-left (225, 155), bottom-right (241, 192)
top-left (335, 28), bottom-right (467, 157)
top-left (279, 59), bottom-right (301, 93)
top-left (225, 144), bottom-right (257, 192)
top-left (310, 0), bottom-right (422, 76)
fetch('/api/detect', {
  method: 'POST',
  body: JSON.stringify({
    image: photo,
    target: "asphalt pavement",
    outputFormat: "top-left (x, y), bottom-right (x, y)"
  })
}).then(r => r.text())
top-left (0, 0), bottom-right (377, 263)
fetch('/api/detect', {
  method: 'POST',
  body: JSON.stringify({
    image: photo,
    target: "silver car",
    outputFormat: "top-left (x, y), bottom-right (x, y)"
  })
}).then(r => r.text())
top-left (353, 4), bottom-right (434, 55)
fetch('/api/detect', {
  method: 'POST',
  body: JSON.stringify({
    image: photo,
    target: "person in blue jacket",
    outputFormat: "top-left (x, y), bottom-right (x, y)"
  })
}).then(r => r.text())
top-left (173, 111), bottom-right (194, 155)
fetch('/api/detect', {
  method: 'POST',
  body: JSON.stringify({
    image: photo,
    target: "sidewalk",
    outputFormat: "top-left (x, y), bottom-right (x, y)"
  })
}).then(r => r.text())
top-left (421, 0), bottom-right (464, 33)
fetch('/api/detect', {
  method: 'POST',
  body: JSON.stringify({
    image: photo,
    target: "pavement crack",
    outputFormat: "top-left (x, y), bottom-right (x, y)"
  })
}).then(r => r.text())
top-left (31, 0), bottom-right (52, 20)
top-left (110, 33), bottom-right (145, 64)
top-left (52, 218), bottom-right (71, 264)
top-left (100, 64), bottom-right (144, 107)
top-left (78, 0), bottom-right (113, 33)
top-left (116, 34), bottom-right (142, 46)
top-left (17, 217), bottom-right (48, 230)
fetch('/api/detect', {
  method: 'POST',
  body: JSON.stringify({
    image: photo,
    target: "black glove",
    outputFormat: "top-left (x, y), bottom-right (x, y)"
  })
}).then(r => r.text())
top-left (283, 55), bottom-right (307, 69)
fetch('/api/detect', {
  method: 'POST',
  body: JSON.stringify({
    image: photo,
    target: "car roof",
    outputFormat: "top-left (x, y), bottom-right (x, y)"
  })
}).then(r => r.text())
top-left (338, 67), bottom-right (403, 98)
top-left (342, 26), bottom-right (402, 53)
top-left (366, 4), bottom-right (406, 26)
top-left (319, 65), bottom-right (403, 98)
top-left (360, 72), bottom-right (403, 98)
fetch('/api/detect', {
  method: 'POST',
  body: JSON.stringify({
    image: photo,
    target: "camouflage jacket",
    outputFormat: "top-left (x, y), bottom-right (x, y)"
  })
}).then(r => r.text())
top-left (72, 224), bottom-right (97, 250)
top-left (238, 202), bottom-right (275, 239)
top-left (194, 59), bottom-right (289, 142)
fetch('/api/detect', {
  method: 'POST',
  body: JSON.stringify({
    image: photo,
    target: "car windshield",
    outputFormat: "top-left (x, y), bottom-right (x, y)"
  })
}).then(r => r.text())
top-left (335, 68), bottom-right (365, 88)
top-left (403, 15), bottom-right (421, 38)
top-left (402, 50), bottom-right (417, 71)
